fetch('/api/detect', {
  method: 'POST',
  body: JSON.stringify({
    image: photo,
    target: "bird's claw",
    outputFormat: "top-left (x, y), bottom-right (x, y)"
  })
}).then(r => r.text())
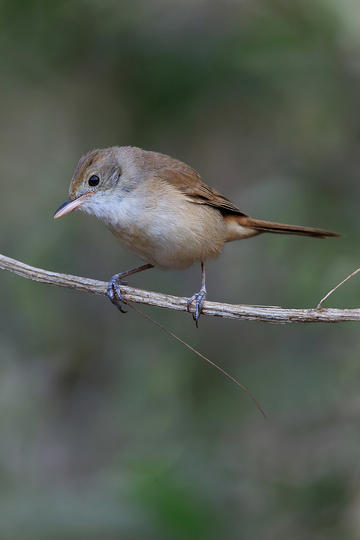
top-left (187, 288), bottom-right (207, 327)
top-left (107, 273), bottom-right (128, 313)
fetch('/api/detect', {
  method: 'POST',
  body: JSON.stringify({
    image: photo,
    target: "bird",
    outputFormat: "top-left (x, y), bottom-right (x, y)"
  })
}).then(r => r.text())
top-left (54, 146), bottom-right (340, 324)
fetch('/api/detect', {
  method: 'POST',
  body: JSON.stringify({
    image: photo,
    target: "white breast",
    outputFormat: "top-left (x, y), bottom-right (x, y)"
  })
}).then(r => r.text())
top-left (82, 181), bottom-right (227, 269)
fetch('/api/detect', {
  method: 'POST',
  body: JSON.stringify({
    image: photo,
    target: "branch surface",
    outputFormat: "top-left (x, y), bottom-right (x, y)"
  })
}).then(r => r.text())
top-left (1, 253), bottom-right (359, 324)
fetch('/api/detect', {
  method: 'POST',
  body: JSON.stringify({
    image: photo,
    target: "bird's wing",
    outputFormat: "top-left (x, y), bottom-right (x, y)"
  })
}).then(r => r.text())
top-left (156, 167), bottom-right (247, 216)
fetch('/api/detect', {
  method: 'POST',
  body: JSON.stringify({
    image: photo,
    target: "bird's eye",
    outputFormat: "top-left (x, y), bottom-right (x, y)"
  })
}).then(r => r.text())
top-left (88, 174), bottom-right (100, 187)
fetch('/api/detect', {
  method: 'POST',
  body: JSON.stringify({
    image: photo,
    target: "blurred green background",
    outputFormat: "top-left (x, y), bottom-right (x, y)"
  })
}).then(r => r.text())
top-left (1, 0), bottom-right (360, 538)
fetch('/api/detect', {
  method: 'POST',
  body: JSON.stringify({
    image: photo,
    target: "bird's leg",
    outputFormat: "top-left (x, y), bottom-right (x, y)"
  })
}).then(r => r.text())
top-left (187, 262), bottom-right (207, 327)
top-left (107, 263), bottom-right (154, 313)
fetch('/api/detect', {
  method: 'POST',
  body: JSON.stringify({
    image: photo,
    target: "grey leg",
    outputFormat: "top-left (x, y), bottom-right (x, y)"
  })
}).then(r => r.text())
top-left (107, 263), bottom-right (154, 312)
top-left (187, 262), bottom-right (207, 326)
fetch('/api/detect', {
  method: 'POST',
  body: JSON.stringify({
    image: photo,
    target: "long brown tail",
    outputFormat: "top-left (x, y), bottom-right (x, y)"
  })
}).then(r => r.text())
top-left (240, 216), bottom-right (340, 239)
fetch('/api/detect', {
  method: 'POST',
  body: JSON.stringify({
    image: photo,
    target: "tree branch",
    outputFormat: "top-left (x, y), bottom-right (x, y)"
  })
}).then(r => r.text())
top-left (1, 253), bottom-right (359, 323)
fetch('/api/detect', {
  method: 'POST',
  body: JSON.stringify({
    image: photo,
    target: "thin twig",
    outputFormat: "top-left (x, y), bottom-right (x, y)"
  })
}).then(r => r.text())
top-left (316, 267), bottom-right (360, 309)
top-left (1, 253), bottom-right (360, 323)
top-left (127, 301), bottom-right (267, 418)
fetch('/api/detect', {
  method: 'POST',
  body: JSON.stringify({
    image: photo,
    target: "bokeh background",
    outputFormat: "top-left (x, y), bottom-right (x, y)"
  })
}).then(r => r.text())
top-left (1, 0), bottom-right (360, 538)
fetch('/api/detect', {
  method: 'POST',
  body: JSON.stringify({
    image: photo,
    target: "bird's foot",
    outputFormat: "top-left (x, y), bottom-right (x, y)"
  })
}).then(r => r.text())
top-left (187, 287), bottom-right (207, 327)
top-left (107, 272), bottom-right (129, 313)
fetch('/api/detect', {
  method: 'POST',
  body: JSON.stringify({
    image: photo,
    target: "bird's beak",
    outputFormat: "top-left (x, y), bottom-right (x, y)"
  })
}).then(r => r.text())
top-left (54, 192), bottom-right (94, 219)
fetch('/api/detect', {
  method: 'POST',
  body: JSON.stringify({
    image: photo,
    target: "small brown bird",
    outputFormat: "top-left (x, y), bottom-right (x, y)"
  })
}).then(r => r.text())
top-left (54, 146), bottom-right (339, 324)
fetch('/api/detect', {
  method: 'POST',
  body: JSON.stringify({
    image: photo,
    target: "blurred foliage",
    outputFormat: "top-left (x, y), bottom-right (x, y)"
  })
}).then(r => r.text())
top-left (1, 0), bottom-right (360, 538)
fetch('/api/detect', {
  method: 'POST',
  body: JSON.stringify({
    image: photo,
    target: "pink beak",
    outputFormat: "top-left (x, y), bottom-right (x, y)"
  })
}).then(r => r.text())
top-left (54, 192), bottom-right (94, 219)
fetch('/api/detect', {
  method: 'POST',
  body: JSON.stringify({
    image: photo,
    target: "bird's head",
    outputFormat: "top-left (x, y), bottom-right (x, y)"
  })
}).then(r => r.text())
top-left (54, 147), bottom-right (124, 220)
top-left (54, 146), bottom-right (151, 224)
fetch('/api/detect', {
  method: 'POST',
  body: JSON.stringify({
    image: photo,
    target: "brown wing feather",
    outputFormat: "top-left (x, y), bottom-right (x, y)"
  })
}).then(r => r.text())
top-left (155, 167), bottom-right (247, 217)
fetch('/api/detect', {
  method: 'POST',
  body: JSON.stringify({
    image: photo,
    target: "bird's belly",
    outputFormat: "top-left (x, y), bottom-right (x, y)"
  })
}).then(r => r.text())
top-left (109, 203), bottom-right (226, 270)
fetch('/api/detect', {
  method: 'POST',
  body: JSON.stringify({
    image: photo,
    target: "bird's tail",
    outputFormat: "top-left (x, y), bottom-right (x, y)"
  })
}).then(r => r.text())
top-left (224, 215), bottom-right (340, 241)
